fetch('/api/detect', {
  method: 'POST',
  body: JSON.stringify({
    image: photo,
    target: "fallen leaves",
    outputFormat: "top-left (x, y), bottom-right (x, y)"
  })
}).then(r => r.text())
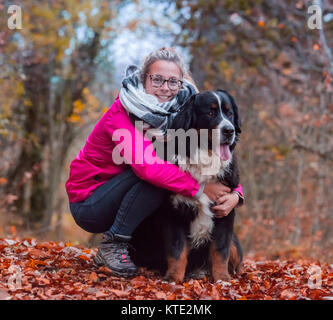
top-left (88, 272), bottom-right (98, 283)
top-left (280, 289), bottom-right (297, 300)
top-left (0, 287), bottom-right (11, 300)
top-left (0, 238), bottom-right (332, 300)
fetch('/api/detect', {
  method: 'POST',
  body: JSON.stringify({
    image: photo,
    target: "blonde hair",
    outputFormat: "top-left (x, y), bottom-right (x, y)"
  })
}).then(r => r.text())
top-left (140, 47), bottom-right (187, 86)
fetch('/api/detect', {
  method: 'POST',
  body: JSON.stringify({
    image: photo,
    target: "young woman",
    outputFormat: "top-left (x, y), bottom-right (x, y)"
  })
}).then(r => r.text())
top-left (66, 47), bottom-right (244, 277)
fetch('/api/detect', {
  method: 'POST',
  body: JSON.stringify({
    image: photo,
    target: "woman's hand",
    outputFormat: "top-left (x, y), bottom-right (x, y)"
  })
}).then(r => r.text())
top-left (210, 192), bottom-right (239, 218)
top-left (203, 182), bottom-right (231, 201)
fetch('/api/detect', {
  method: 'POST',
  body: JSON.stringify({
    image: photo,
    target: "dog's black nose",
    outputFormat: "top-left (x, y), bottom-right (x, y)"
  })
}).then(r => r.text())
top-left (221, 126), bottom-right (234, 137)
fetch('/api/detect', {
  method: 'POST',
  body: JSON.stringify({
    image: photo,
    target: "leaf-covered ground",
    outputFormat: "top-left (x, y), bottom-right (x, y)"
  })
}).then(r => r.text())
top-left (0, 238), bottom-right (332, 300)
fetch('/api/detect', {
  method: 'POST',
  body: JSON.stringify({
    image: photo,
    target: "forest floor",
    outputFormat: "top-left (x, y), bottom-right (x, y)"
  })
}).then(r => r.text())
top-left (0, 238), bottom-right (332, 300)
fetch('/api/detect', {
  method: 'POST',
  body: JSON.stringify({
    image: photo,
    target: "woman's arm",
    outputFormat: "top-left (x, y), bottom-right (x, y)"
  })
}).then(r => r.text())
top-left (106, 98), bottom-right (201, 198)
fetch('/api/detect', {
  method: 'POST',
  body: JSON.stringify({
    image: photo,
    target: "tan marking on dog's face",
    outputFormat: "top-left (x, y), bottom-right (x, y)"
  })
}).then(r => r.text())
top-left (210, 242), bottom-right (230, 282)
top-left (211, 103), bottom-right (218, 109)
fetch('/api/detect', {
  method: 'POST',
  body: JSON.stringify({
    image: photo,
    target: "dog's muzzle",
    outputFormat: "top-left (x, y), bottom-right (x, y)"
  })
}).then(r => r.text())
top-left (215, 125), bottom-right (235, 161)
top-left (220, 125), bottom-right (235, 145)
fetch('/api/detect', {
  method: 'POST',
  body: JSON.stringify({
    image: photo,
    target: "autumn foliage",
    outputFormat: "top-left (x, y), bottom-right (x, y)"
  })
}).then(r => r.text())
top-left (0, 238), bottom-right (332, 300)
top-left (1, 0), bottom-right (333, 300)
top-left (169, 0), bottom-right (333, 261)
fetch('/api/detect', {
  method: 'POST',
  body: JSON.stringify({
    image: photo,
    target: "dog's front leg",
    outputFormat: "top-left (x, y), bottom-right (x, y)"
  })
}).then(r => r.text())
top-left (163, 223), bottom-right (189, 282)
top-left (165, 243), bottom-right (189, 282)
top-left (209, 211), bottom-right (235, 282)
top-left (210, 242), bottom-right (230, 282)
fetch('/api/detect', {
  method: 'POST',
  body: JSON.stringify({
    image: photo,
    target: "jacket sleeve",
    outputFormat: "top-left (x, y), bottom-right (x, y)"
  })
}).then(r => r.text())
top-left (232, 183), bottom-right (244, 206)
top-left (105, 100), bottom-right (201, 198)
top-left (233, 184), bottom-right (243, 197)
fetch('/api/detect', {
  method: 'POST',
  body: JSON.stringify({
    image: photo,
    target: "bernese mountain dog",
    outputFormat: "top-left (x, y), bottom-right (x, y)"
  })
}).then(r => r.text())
top-left (130, 90), bottom-right (243, 282)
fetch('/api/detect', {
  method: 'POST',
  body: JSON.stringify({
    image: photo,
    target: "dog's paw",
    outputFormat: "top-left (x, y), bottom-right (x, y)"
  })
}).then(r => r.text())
top-left (235, 262), bottom-right (244, 274)
top-left (213, 271), bottom-right (231, 282)
top-left (186, 268), bottom-right (209, 280)
top-left (164, 271), bottom-right (185, 283)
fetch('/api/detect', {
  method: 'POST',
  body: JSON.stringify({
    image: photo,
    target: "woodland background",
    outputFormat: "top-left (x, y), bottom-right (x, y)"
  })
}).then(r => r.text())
top-left (0, 0), bottom-right (332, 262)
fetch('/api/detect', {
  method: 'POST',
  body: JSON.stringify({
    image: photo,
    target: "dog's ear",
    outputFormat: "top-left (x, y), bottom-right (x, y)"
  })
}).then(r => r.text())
top-left (170, 94), bottom-right (197, 131)
top-left (217, 89), bottom-right (242, 135)
top-left (228, 93), bottom-right (242, 135)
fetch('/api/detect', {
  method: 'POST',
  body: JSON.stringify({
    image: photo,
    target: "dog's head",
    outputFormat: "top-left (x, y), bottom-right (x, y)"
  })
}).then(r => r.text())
top-left (171, 90), bottom-right (241, 161)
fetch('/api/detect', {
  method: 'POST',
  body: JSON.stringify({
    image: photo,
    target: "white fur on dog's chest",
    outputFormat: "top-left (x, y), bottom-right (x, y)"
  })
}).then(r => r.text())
top-left (171, 150), bottom-right (232, 248)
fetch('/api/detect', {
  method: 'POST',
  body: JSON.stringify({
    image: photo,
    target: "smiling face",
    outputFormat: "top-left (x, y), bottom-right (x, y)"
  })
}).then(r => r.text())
top-left (144, 60), bottom-right (183, 103)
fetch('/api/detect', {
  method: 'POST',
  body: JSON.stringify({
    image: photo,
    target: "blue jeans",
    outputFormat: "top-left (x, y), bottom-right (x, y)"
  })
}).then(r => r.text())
top-left (69, 169), bottom-right (169, 238)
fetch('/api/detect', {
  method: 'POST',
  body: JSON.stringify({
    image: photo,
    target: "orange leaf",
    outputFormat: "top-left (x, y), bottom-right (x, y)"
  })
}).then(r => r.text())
top-left (98, 266), bottom-right (113, 275)
top-left (89, 272), bottom-right (99, 283)
top-left (78, 255), bottom-right (90, 261)
top-left (0, 288), bottom-right (10, 300)
top-left (34, 260), bottom-right (48, 266)
top-left (313, 44), bottom-right (319, 51)
top-left (263, 280), bottom-right (271, 289)
top-left (167, 292), bottom-right (176, 300)
top-left (60, 260), bottom-right (71, 268)
top-left (10, 226), bottom-right (17, 236)
top-left (258, 20), bottom-right (265, 27)
top-left (282, 68), bottom-right (292, 75)
top-left (155, 291), bottom-right (166, 299)
top-left (109, 289), bottom-right (129, 297)
top-left (27, 248), bottom-right (49, 259)
top-left (96, 291), bottom-right (109, 298)
top-left (36, 277), bottom-right (51, 285)
top-left (26, 259), bottom-right (47, 268)
top-left (280, 289), bottom-right (297, 300)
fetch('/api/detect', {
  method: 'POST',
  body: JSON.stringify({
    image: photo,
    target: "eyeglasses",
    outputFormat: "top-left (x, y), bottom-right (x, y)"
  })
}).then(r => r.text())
top-left (148, 74), bottom-right (183, 90)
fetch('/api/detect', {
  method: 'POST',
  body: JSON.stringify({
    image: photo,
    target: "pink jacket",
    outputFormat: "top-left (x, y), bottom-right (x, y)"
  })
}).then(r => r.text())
top-left (65, 97), bottom-right (243, 203)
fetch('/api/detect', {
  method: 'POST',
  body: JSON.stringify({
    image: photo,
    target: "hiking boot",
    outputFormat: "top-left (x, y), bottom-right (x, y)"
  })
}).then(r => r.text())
top-left (93, 232), bottom-right (137, 277)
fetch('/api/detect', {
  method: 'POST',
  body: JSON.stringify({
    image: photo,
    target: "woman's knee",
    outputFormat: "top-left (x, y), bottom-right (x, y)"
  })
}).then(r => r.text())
top-left (71, 200), bottom-right (116, 234)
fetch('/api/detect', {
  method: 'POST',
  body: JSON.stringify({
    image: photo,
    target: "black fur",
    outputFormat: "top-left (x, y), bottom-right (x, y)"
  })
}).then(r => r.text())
top-left (130, 90), bottom-right (243, 281)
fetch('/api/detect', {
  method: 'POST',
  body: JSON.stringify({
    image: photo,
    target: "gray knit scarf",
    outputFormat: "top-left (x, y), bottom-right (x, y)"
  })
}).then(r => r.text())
top-left (119, 65), bottom-right (196, 134)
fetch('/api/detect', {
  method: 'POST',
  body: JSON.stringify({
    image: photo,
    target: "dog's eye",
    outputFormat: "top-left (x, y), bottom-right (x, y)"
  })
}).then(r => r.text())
top-left (225, 110), bottom-right (233, 117)
top-left (208, 110), bottom-right (215, 117)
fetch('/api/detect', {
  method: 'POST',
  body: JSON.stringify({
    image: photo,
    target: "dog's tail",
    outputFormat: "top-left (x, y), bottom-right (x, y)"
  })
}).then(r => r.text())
top-left (228, 232), bottom-right (243, 275)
